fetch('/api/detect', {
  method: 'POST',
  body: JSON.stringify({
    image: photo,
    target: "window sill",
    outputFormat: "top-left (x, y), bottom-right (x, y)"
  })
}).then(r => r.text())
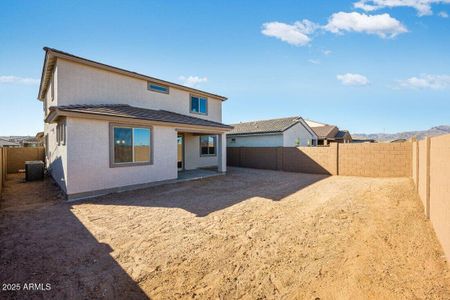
top-left (110, 161), bottom-right (153, 168)
top-left (190, 111), bottom-right (208, 116)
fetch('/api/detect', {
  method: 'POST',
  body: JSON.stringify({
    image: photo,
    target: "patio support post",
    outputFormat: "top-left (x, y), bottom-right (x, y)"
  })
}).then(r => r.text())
top-left (218, 133), bottom-right (226, 173)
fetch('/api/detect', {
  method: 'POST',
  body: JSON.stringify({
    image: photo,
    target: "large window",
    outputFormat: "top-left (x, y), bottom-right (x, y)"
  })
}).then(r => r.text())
top-left (110, 125), bottom-right (152, 166)
top-left (190, 95), bottom-right (208, 114)
top-left (200, 135), bottom-right (216, 156)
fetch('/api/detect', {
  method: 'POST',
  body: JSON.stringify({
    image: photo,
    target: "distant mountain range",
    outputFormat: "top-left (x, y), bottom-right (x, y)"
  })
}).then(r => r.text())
top-left (352, 125), bottom-right (450, 142)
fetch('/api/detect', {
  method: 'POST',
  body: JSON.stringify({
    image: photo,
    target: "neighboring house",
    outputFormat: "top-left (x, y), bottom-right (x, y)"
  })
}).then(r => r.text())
top-left (0, 139), bottom-right (20, 148)
top-left (38, 47), bottom-right (232, 200)
top-left (35, 132), bottom-right (45, 147)
top-left (305, 120), bottom-right (352, 145)
top-left (22, 137), bottom-right (42, 147)
top-left (227, 117), bottom-right (317, 147)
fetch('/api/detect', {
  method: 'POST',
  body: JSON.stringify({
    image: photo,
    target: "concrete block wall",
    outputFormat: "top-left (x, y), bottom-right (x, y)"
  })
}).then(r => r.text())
top-left (236, 147), bottom-right (280, 170)
top-left (0, 148), bottom-right (3, 195)
top-left (228, 142), bottom-right (412, 177)
top-left (417, 139), bottom-right (430, 215)
top-left (414, 134), bottom-right (450, 264)
top-left (282, 144), bottom-right (338, 175)
top-left (338, 143), bottom-right (412, 177)
top-left (6, 147), bottom-right (45, 174)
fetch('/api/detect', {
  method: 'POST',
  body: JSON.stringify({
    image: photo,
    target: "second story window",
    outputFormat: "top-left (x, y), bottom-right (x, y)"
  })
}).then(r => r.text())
top-left (190, 95), bottom-right (207, 114)
top-left (148, 81), bottom-right (169, 94)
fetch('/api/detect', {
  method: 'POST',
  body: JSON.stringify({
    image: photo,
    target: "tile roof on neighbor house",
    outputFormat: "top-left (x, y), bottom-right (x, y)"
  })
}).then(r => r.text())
top-left (0, 139), bottom-right (20, 147)
top-left (227, 117), bottom-right (303, 136)
top-left (310, 125), bottom-right (338, 138)
top-left (38, 47), bottom-right (227, 101)
top-left (48, 104), bottom-right (233, 129)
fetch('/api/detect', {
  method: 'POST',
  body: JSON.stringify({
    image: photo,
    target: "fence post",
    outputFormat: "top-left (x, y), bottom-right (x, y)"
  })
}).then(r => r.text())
top-left (425, 137), bottom-right (431, 219)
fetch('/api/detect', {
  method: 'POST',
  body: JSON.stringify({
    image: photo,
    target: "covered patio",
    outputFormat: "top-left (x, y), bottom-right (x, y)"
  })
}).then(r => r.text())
top-left (176, 127), bottom-right (228, 175)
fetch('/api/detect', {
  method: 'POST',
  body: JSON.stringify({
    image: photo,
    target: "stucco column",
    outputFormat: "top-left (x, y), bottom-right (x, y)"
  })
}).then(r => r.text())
top-left (218, 133), bottom-right (226, 173)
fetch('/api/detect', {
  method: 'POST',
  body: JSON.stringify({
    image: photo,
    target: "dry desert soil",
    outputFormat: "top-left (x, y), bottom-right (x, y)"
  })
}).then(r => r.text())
top-left (1, 167), bottom-right (450, 299)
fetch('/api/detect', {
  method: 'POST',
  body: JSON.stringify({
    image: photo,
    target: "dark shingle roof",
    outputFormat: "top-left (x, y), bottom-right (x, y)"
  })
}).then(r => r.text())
top-left (50, 104), bottom-right (233, 129)
top-left (335, 130), bottom-right (350, 138)
top-left (228, 117), bottom-right (301, 135)
top-left (310, 125), bottom-right (338, 138)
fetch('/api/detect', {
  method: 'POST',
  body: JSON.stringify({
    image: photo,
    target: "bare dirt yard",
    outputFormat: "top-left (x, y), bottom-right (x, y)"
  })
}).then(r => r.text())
top-left (1, 167), bottom-right (450, 299)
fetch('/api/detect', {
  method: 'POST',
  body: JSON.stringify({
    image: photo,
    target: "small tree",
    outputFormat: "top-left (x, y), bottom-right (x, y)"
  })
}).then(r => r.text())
top-left (295, 138), bottom-right (301, 146)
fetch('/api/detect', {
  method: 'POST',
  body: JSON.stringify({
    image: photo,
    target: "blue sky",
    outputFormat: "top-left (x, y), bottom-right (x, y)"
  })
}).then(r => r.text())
top-left (1, 0), bottom-right (449, 135)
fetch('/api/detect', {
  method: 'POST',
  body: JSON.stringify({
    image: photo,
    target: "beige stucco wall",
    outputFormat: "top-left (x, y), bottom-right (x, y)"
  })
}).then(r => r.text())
top-left (65, 117), bottom-right (178, 195)
top-left (283, 122), bottom-right (316, 147)
top-left (43, 66), bottom-right (68, 192)
top-left (56, 59), bottom-right (223, 123)
top-left (45, 121), bottom-right (68, 192)
top-left (183, 133), bottom-right (218, 170)
top-left (44, 63), bottom-right (58, 115)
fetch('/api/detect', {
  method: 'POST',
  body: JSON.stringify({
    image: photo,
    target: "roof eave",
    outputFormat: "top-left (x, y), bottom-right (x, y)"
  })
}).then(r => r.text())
top-left (37, 50), bottom-right (51, 101)
top-left (47, 108), bottom-right (233, 132)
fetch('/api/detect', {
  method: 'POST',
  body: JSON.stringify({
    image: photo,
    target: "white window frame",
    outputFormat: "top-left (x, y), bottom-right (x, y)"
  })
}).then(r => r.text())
top-left (190, 94), bottom-right (208, 115)
top-left (109, 123), bottom-right (153, 168)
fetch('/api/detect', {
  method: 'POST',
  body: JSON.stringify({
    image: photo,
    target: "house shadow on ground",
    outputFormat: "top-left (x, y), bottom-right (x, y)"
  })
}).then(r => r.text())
top-left (84, 167), bottom-right (329, 217)
top-left (0, 174), bottom-right (149, 299)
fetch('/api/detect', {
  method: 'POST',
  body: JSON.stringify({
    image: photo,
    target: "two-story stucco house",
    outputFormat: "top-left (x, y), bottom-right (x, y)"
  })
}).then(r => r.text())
top-left (38, 48), bottom-right (232, 200)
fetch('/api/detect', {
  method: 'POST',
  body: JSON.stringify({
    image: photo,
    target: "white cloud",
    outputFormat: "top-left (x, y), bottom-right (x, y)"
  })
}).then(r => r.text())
top-left (179, 76), bottom-right (208, 87)
top-left (322, 49), bottom-right (332, 55)
top-left (261, 20), bottom-right (319, 46)
top-left (308, 59), bottom-right (321, 64)
top-left (397, 74), bottom-right (450, 89)
top-left (439, 11), bottom-right (449, 17)
top-left (0, 75), bottom-right (39, 85)
top-left (337, 73), bottom-right (370, 86)
top-left (354, 0), bottom-right (450, 16)
top-left (324, 12), bottom-right (407, 38)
